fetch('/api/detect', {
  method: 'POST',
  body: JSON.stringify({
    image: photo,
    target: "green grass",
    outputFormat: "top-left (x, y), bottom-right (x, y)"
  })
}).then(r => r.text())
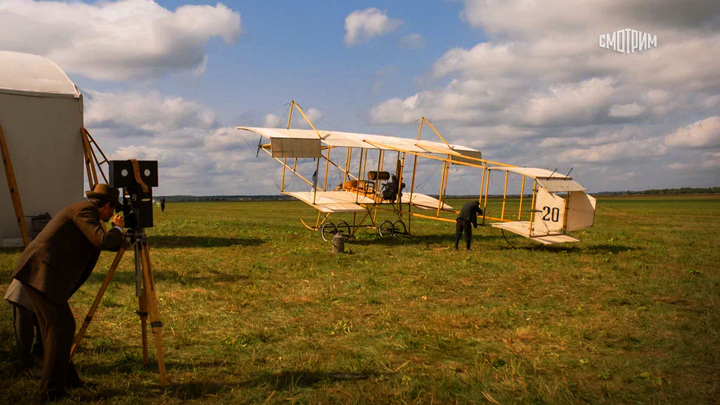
top-left (1, 196), bottom-right (719, 404)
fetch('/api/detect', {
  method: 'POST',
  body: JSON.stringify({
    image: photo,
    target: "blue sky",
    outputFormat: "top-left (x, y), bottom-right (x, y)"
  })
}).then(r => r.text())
top-left (1, 0), bottom-right (719, 195)
top-left (151, 1), bottom-right (481, 131)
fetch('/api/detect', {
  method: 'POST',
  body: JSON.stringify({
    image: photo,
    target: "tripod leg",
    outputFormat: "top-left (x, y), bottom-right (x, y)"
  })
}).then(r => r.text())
top-left (135, 241), bottom-right (150, 365)
top-left (138, 284), bottom-right (149, 365)
top-left (70, 245), bottom-right (127, 359)
top-left (139, 240), bottom-right (169, 386)
top-left (135, 243), bottom-right (149, 366)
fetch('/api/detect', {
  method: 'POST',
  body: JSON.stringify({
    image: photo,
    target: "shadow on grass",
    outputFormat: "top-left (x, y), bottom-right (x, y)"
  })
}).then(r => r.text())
top-left (0, 345), bottom-right (27, 379)
top-left (69, 361), bottom-right (390, 401)
top-left (240, 369), bottom-right (393, 391)
top-left (349, 233), bottom-right (547, 248)
top-left (348, 234), bottom-right (458, 247)
top-left (146, 235), bottom-right (264, 248)
top-left (76, 371), bottom-right (380, 402)
top-left (583, 244), bottom-right (639, 253)
top-left (87, 269), bottom-right (250, 285)
top-left (348, 233), bottom-right (638, 254)
top-left (491, 242), bottom-right (638, 253)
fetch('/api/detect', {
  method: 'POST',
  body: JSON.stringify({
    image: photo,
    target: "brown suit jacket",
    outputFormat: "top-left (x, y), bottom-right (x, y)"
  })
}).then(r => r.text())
top-left (12, 201), bottom-right (124, 305)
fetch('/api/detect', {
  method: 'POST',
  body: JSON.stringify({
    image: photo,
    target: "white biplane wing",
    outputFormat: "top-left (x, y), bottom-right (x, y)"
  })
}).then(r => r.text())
top-left (491, 221), bottom-right (581, 244)
top-left (238, 126), bottom-right (481, 158)
top-left (401, 193), bottom-right (454, 211)
top-left (283, 191), bottom-right (374, 213)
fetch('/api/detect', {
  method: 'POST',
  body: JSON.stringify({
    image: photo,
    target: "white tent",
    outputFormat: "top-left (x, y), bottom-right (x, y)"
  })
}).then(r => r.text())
top-left (0, 51), bottom-right (84, 247)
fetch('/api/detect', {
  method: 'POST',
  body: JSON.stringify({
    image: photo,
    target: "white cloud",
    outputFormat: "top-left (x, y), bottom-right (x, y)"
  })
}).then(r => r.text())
top-left (432, 43), bottom-right (517, 79)
top-left (370, 94), bottom-right (422, 124)
top-left (664, 116), bottom-right (720, 148)
top-left (263, 113), bottom-right (284, 128)
top-left (344, 8), bottom-right (402, 46)
top-left (83, 89), bottom-right (234, 194)
top-left (290, 107), bottom-right (325, 128)
top-left (112, 145), bottom-right (172, 163)
top-left (556, 138), bottom-right (666, 163)
top-left (703, 152), bottom-right (720, 168)
top-left (460, 0), bottom-right (719, 37)
top-left (523, 78), bottom-right (616, 126)
top-left (668, 162), bottom-right (690, 170)
top-left (204, 127), bottom-right (255, 152)
top-left (0, 0), bottom-right (241, 81)
top-left (539, 129), bottom-right (632, 148)
top-left (85, 90), bottom-right (217, 134)
top-left (84, 89), bottom-right (332, 195)
top-left (304, 108), bottom-right (325, 124)
top-left (399, 33), bottom-right (426, 49)
top-left (609, 103), bottom-right (646, 118)
top-left (260, 107), bottom-right (326, 129)
top-left (369, 1), bottom-right (720, 191)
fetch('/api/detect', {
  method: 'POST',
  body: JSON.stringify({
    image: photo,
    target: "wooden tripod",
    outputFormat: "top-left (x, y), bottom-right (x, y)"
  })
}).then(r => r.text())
top-left (70, 229), bottom-right (169, 387)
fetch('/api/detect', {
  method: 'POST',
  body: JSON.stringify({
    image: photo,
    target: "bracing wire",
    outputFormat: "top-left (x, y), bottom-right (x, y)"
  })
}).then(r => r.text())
top-left (239, 102), bottom-right (293, 192)
top-left (242, 131), bottom-right (282, 192)
top-left (414, 161), bottom-right (441, 192)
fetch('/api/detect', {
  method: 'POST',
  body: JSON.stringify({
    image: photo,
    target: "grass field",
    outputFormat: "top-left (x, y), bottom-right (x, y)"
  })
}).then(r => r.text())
top-left (1, 195), bottom-right (719, 404)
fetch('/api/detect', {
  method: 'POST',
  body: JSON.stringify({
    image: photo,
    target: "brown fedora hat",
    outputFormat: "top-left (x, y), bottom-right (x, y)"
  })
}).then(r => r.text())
top-left (86, 184), bottom-right (122, 210)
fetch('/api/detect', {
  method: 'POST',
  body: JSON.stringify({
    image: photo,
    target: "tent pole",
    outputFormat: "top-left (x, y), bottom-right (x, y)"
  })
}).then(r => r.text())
top-left (0, 123), bottom-right (30, 247)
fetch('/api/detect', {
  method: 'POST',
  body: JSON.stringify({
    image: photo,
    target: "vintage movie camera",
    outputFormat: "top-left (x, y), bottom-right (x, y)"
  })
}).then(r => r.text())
top-left (109, 160), bottom-right (158, 229)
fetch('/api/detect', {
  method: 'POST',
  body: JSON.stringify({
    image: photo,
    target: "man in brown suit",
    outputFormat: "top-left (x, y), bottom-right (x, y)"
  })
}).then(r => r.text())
top-left (12, 184), bottom-right (125, 400)
top-left (4, 278), bottom-right (44, 377)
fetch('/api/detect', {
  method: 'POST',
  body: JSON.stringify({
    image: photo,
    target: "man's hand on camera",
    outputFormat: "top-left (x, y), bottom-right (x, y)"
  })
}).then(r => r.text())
top-left (112, 214), bottom-right (125, 229)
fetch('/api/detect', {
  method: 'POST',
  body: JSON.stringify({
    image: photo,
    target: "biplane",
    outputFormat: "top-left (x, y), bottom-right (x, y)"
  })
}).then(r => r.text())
top-left (238, 101), bottom-right (596, 245)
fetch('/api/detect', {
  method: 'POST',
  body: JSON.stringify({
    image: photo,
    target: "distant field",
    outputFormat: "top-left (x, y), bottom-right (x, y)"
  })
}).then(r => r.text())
top-left (1, 196), bottom-right (719, 404)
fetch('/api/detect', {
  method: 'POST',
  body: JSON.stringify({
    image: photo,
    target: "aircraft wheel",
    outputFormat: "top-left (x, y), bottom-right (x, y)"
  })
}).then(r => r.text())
top-left (336, 221), bottom-right (351, 237)
top-left (379, 220), bottom-right (394, 237)
top-left (393, 220), bottom-right (406, 236)
top-left (321, 222), bottom-right (337, 242)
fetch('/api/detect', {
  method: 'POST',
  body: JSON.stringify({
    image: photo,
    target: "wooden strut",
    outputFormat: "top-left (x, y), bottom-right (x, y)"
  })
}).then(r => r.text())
top-left (372, 150), bottom-right (383, 227)
top-left (81, 128), bottom-right (109, 190)
top-left (0, 122), bottom-right (30, 247)
top-left (81, 130), bottom-right (98, 191)
top-left (70, 233), bottom-right (169, 387)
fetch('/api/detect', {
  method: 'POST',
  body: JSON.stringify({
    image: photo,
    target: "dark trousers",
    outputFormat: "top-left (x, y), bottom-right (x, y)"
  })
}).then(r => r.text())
top-left (455, 218), bottom-right (473, 250)
top-left (24, 286), bottom-right (82, 395)
top-left (10, 303), bottom-right (44, 368)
